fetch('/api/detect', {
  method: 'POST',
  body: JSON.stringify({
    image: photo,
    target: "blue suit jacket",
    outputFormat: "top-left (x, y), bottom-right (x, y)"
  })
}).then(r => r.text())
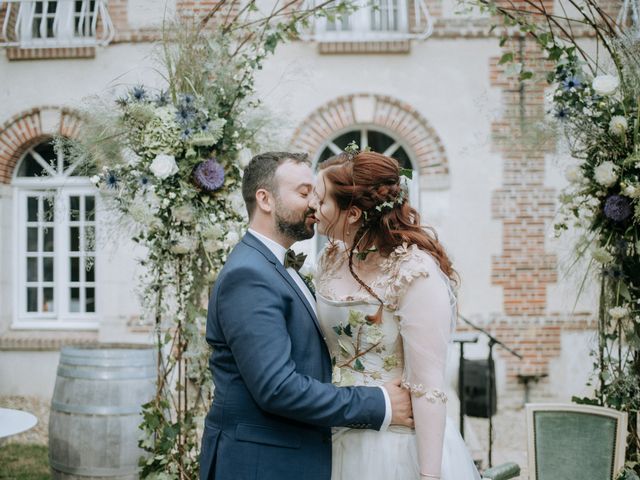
top-left (200, 232), bottom-right (386, 480)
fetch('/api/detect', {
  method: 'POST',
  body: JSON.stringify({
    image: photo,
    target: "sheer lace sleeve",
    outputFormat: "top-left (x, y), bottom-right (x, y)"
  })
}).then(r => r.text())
top-left (396, 250), bottom-right (453, 478)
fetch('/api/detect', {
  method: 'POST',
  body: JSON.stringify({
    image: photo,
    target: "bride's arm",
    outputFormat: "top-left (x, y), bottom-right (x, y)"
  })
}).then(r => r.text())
top-left (397, 258), bottom-right (452, 478)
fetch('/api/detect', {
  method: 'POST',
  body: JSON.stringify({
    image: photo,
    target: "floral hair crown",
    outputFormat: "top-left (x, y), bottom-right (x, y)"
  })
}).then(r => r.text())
top-left (341, 142), bottom-right (413, 222)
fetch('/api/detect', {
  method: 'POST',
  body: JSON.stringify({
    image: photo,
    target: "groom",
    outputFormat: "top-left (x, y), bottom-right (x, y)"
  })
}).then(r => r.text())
top-left (200, 152), bottom-right (413, 480)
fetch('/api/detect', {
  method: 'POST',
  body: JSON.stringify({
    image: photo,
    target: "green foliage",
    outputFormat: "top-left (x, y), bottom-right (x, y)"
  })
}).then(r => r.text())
top-left (0, 444), bottom-right (50, 480)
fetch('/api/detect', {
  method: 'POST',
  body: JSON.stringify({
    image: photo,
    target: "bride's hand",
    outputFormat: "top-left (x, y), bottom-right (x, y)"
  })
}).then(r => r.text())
top-left (384, 378), bottom-right (414, 428)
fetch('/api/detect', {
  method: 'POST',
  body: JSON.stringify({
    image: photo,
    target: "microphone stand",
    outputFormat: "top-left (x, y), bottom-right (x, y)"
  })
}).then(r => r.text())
top-left (458, 314), bottom-right (522, 468)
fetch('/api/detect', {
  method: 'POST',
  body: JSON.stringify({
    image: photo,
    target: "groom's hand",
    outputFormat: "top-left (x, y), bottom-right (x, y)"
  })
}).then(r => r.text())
top-left (384, 378), bottom-right (414, 428)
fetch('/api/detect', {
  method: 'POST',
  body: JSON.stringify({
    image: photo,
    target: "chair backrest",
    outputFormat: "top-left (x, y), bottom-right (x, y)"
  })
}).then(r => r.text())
top-left (526, 403), bottom-right (628, 480)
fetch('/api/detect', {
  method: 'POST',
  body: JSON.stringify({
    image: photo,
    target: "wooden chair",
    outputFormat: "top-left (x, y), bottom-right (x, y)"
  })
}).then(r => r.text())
top-left (482, 403), bottom-right (628, 480)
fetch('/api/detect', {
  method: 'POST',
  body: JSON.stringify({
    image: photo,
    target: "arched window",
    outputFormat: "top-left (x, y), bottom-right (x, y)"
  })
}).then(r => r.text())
top-left (310, 126), bottom-right (420, 254)
top-left (13, 138), bottom-right (98, 328)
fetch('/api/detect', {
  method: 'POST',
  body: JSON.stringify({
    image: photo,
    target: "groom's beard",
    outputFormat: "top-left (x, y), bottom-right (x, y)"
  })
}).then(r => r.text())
top-left (274, 203), bottom-right (315, 242)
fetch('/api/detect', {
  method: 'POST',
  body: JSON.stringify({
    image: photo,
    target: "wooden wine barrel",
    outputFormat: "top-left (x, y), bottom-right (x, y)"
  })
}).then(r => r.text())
top-left (49, 346), bottom-right (156, 479)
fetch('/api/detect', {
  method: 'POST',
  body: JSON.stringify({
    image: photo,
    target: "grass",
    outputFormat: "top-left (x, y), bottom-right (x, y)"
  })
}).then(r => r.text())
top-left (0, 443), bottom-right (50, 480)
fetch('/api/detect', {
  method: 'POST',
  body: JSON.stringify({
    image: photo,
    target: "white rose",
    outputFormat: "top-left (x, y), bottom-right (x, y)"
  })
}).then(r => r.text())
top-left (90, 175), bottom-right (101, 185)
top-left (592, 75), bottom-right (619, 96)
top-left (609, 306), bottom-right (629, 319)
top-left (238, 148), bottom-right (253, 168)
top-left (150, 154), bottom-right (179, 180)
top-left (591, 247), bottom-right (614, 264)
top-left (609, 116), bottom-right (628, 136)
top-left (564, 166), bottom-right (584, 184)
top-left (171, 235), bottom-right (198, 254)
top-left (172, 205), bottom-right (195, 224)
top-left (594, 161), bottom-right (618, 187)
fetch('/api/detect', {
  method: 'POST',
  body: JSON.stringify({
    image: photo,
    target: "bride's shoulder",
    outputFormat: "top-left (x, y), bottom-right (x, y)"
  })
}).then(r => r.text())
top-left (382, 243), bottom-right (439, 279)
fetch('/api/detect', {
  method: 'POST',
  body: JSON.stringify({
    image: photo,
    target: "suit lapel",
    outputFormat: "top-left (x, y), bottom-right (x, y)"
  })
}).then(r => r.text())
top-left (241, 233), bottom-right (324, 338)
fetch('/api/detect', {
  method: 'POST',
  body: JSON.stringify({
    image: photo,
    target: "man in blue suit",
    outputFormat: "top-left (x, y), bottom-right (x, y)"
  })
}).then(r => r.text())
top-left (200, 152), bottom-right (413, 479)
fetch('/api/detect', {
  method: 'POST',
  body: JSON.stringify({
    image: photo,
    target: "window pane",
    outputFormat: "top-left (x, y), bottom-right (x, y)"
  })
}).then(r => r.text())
top-left (85, 226), bottom-right (95, 252)
top-left (70, 288), bottom-right (80, 313)
top-left (86, 258), bottom-right (95, 282)
top-left (27, 257), bottom-right (38, 282)
top-left (86, 288), bottom-right (95, 313)
top-left (33, 141), bottom-right (57, 172)
top-left (367, 130), bottom-right (395, 154)
top-left (317, 147), bottom-right (335, 165)
top-left (393, 147), bottom-right (412, 170)
top-left (17, 154), bottom-right (47, 177)
top-left (43, 288), bottom-right (54, 312)
top-left (70, 196), bottom-right (80, 221)
top-left (70, 227), bottom-right (80, 252)
top-left (332, 131), bottom-right (361, 150)
top-left (43, 227), bottom-right (54, 252)
top-left (43, 257), bottom-right (54, 282)
top-left (85, 196), bottom-right (95, 221)
top-left (70, 257), bottom-right (80, 282)
top-left (44, 197), bottom-right (55, 222)
top-left (27, 288), bottom-right (38, 312)
top-left (27, 197), bottom-right (38, 222)
top-left (27, 228), bottom-right (38, 252)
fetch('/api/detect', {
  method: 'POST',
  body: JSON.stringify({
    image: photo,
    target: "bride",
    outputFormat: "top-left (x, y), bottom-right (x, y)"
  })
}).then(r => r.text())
top-left (308, 150), bottom-right (481, 480)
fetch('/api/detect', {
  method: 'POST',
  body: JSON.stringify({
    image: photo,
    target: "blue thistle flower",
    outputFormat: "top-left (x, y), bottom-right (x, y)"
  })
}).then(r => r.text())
top-left (603, 195), bottom-right (632, 223)
top-left (180, 94), bottom-right (195, 106)
top-left (155, 90), bottom-right (169, 106)
top-left (176, 105), bottom-right (195, 125)
top-left (193, 158), bottom-right (225, 192)
top-left (131, 85), bottom-right (147, 102)
top-left (181, 128), bottom-right (193, 140)
top-left (138, 176), bottom-right (150, 188)
top-left (115, 96), bottom-right (129, 108)
top-left (562, 76), bottom-right (582, 91)
top-left (105, 171), bottom-right (119, 189)
top-left (554, 108), bottom-right (569, 120)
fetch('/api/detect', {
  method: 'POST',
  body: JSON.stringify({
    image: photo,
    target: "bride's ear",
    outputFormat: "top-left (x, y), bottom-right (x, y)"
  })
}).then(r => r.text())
top-left (347, 206), bottom-right (362, 225)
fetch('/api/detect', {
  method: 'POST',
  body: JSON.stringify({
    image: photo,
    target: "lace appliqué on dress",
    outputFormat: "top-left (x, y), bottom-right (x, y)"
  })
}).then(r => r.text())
top-left (380, 243), bottom-right (431, 309)
top-left (401, 379), bottom-right (448, 403)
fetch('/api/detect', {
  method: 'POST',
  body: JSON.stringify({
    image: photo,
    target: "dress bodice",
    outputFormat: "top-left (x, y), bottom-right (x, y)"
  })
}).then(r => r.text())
top-left (317, 297), bottom-right (404, 388)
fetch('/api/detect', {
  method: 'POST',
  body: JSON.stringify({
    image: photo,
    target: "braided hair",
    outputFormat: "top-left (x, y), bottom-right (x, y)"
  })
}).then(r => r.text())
top-left (319, 151), bottom-right (458, 323)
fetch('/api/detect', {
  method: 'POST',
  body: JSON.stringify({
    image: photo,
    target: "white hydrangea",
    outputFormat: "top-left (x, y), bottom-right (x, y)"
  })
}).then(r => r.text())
top-left (608, 306), bottom-right (629, 319)
top-left (90, 175), bottom-right (101, 185)
top-left (223, 230), bottom-right (240, 249)
top-left (172, 205), bottom-right (196, 224)
top-left (608, 116), bottom-right (628, 136)
top-left (202, 224), bottom-right (224, 240)
top-left (171, 235), bottom-right (198, 254)
top-left (623, 183), bottom-right (640, 198)
top-left (565, 165), bottom-right (584, 184)
top-left (594, 161), bottom-right (618, 187)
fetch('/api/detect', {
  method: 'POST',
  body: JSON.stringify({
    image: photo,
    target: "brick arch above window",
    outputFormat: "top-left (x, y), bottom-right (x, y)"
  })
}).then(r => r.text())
top-left (0, 107), bottom-right (82, 184)
top-left (290, 94), bottom-right (450, 190)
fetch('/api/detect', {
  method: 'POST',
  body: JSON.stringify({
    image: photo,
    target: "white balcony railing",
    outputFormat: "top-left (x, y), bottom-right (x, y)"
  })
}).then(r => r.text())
top-left (302, 0), bottom-right (434, 42)
top-left (0, 0), bottom-right (114, 48)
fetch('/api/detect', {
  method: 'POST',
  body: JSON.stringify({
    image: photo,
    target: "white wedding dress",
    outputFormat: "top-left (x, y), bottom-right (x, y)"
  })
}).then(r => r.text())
top-left (316, 242), bottom-right (481, 480)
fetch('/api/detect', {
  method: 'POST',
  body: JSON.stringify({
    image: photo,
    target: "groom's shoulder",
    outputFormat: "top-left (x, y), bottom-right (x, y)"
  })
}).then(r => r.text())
top-left (218, 236), bottom-right (275, 279)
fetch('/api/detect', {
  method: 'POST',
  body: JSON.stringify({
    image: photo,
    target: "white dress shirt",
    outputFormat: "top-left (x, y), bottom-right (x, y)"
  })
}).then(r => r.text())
top-left (247, 229), bottom-right (392, 430)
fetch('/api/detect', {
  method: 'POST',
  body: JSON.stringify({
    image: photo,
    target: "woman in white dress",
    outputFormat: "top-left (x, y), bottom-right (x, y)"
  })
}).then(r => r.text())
top-left (308, 151), bottom-right (481, 480)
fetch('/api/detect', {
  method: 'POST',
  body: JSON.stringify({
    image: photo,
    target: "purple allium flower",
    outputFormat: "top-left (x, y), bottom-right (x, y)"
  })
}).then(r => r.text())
top-left (193, 158), bottom-right (225, 192)
top-left (603, 195), bottom-right (632, 223)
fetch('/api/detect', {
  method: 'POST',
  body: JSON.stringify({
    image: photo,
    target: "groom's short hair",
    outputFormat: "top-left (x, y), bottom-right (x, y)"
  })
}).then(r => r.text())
top-left (242, 151), bottom-right (310, 219)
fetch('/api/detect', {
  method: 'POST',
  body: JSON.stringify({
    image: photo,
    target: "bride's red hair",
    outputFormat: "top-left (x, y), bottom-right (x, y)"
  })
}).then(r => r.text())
top-left (319, 151), bottom-right (458, 287)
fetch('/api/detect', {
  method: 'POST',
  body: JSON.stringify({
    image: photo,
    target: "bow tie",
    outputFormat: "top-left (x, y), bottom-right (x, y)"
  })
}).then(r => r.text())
top-left (284, 249), bottom-right (307, 272)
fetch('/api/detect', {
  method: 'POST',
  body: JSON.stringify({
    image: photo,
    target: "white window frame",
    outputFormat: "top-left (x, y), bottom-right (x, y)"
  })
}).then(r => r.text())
top-left (12, 142), bottom-right (99, 330)
top-left (0, 0), bottom-right (115, 49)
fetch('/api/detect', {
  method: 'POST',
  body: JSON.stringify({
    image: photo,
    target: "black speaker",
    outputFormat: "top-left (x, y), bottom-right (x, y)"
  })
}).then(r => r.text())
top-left (461, 359), bottom-right (497, 418)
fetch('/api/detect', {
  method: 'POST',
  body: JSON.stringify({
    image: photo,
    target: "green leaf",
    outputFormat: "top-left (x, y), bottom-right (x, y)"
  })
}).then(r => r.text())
top-left (399, 167), bottom-right (413, 179)
top-left (499, 52), bottom-right (514, 65)
top-left (353, 359), bottom-right (365, 372)
top-left (619, 282), bottom-right (632, 301)
top-left (519, 71), bottom-right (533, 81)
top-left (344, 323), bottom-right (353, 337)
top-left (332, 325), bottom-right (343, 336)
